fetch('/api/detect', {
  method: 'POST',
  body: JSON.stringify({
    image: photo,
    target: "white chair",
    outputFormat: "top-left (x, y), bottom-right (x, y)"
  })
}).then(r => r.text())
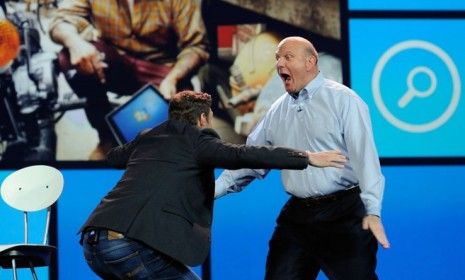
top-left (0, 165), bottom-right (64, 280)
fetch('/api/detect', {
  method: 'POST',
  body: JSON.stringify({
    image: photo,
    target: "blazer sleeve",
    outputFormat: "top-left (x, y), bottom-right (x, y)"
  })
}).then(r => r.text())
top-left (194, 129), bottom-right (308, 170)
top-left (106, 131), bottom-right (146, 168)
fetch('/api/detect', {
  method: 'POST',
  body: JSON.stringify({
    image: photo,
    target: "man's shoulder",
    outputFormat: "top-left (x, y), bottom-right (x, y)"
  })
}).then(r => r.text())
top-left (166, 121), bottom-right (221, 145)
top-left (323, 79), bottom-right (362, 101)
top-left (267, 93), bottom-right (289, 113)
top-left (323, 78), bottom-right (352, 93)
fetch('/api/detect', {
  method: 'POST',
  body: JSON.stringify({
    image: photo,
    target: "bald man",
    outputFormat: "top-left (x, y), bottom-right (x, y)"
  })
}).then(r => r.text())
top-left (215, 36), bottom-right (389, 279)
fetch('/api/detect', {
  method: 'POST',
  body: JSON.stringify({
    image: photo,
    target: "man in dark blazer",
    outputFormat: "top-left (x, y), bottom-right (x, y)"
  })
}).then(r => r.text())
top-left (80, 90), bottom-right (346, 279)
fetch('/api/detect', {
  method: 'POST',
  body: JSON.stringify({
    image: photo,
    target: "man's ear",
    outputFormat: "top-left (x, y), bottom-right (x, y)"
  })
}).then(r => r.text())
top-left (198, 112), bottom-right (207, 128)
top-left (306, 55), bottom-right (317, 71)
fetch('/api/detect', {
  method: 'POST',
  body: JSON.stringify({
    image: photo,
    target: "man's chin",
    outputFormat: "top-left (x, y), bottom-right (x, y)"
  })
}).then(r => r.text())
top-left (286, 87), bottom-right (296, 94)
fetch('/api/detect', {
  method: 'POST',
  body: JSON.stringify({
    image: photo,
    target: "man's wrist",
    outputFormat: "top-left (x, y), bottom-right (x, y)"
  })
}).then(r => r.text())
top-left (366, 214), bottom-right (380, 218)
top-left (63, 34), bottom-right (84, 49)
top-left (306, 151), bottom-right (313, 165)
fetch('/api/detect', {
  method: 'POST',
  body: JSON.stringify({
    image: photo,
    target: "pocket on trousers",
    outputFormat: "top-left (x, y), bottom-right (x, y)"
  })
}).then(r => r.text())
top-left (99, 239), bottom-right (143, 264)
top-left (104, 250), bottom-right (140, 265)
top-left (103, 249), bottom-right (150, 279)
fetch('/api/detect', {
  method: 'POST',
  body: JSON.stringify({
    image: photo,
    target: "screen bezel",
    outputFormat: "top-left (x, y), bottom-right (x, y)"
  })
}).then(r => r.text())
top-left (105, 83), bottom-right (168, 145)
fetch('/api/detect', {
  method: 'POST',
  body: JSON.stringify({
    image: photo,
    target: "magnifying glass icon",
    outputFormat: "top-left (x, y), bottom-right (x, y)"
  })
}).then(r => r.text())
top-left (398, 66), bottom-right (437, 108)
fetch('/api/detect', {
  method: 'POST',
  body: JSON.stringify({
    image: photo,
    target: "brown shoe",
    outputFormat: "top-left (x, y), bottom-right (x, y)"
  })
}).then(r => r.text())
top-left (89, 141), bottom-right (113, 161)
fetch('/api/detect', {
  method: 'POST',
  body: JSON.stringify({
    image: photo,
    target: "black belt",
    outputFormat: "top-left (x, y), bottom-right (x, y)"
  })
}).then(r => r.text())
top-left (293, 185), bottom-right (360, 206)
top-left (82, 227), bottom-right (125, 245)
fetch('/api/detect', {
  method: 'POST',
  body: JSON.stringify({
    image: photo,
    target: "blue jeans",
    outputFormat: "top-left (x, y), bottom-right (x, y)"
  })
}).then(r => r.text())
top-left (81, 229), bottom-right (200, 280)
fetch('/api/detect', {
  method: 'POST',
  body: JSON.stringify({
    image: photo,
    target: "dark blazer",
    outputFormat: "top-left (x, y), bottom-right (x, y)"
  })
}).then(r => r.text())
top-left (80, 119), bottom-right (308, 266)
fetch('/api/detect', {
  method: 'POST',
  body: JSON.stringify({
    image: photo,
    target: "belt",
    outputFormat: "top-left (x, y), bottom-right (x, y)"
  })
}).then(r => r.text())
top-left (83, 228), bottom-right (125, 245)
top-left (293, 185), bottom-right (360, 206)
top-left (107, 229), bottom-right (125, 240)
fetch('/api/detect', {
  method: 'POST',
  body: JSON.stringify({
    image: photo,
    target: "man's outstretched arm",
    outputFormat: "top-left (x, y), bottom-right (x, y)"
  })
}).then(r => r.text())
top-left (214, 149), bottom-right (347, 199)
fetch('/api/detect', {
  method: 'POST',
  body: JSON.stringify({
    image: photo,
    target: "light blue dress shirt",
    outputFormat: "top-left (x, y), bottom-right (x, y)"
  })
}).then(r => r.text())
top-left (215, 73), bottom-right (385, 216)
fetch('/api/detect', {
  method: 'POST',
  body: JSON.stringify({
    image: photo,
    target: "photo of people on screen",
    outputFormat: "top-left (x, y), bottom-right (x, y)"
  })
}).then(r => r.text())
top-left (0, 0), bottom-right (342, 164)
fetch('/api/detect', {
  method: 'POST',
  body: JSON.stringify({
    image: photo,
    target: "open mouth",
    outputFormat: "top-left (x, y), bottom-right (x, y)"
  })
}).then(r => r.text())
top-left (280, 73), bottom-right (291, 82)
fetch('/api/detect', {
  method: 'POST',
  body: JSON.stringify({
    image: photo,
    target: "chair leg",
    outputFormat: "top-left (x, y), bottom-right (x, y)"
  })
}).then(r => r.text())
top-left (29, 261), bottom-right (39, 280)
top-left (11, 259), bottom-right (18, 280)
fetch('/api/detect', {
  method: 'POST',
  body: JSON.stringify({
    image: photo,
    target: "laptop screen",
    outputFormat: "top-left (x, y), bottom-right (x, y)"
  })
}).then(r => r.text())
top-left (106, 84), bottom-right (169, 145)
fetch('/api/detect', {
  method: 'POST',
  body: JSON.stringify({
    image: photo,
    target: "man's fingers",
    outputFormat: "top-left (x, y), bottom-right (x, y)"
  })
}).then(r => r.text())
top-left (364, 216), bottom-right (391, 249)
top-left (329, 153), bottom-right (347, 168)
top-left (78, 59), bottom-right (95, 75)
top-left (370, 226), bottom-right (390, 249)
top-left (333, 156), bottom-right (347, 164)
top-left (89, 62), bottom-right (102, 82)
top-left (328, 160), bottom-right (345, 168)
top-left (362, 217), bottom-right (369, 230)
top-left (94, 62), bottom-right (108, 83)
top-left (91, 52), bottom-right (107, 83)
top-left (307, 150), bottom-right (347, 168)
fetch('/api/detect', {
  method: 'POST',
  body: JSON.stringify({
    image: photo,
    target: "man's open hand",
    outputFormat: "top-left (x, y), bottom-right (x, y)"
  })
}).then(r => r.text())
top-left (307, 150), bottom-right (347, 168)
top-left (363, 215), bottom-right (390, 249)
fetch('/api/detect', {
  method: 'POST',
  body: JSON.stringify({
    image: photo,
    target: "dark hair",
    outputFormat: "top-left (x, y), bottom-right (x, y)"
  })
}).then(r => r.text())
top-left (169, 90), bottom-right (212, 125)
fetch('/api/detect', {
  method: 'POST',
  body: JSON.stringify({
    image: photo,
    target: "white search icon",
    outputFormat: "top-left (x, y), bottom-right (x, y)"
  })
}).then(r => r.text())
top-left (398, 66), bottom-right (437, 108)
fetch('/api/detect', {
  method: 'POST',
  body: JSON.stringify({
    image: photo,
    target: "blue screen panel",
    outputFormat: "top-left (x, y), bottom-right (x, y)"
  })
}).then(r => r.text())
top-left (349, 19), bottom-right (465, 157)
top-left (57, 169), bottom-right (122, 280)
top-left (212, 167), bottom-right (465, 279)
top-left (211, 170), bottom-right (286, 280)
top-left (56, 169), bottom-right (201, 279)
top-left (349, 0), bottom-right (465, 11)
top-left (4, 165), bottom-right (465, 279)
top-left (0, 171), bottom-right (49, 279)
top-left (377, 166), bottom-right (465, 279)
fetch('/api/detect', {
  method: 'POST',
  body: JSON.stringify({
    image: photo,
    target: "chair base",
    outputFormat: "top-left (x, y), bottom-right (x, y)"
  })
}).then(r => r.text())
top-left (0, 244), bottom-right (55, 268)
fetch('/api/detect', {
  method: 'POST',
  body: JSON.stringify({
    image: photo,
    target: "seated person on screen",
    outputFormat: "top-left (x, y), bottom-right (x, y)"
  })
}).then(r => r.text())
top-left (49, 0), bottom-right (209, 160)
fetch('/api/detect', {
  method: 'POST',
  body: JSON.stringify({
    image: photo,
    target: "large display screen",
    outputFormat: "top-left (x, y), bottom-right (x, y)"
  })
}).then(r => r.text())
top-left (349, 0), bottom-right (465, 11)
top-left (0, 169), bottom-right (201, 279)
top-left (2, 165), bottom-right (465, 279)
top-left (1, 1), bottom-right (343, 165)
top-left (211, 22), bottom-right (343, 143)
top-left (349, 19), bottom-right (465, 158)
top-left (55, 169), bottom-right (202, 279)
top-left (0, 171), bottom-right (49, 279)
top-left (212, 166), bottom-right (465, 279)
